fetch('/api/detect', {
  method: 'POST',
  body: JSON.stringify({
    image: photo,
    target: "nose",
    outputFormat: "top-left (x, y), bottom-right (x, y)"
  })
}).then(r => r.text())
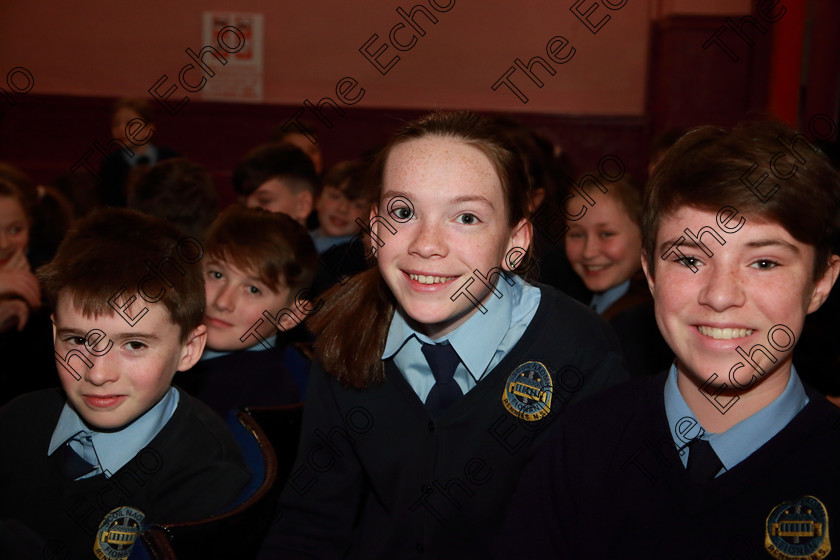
top-left (698, 262), bottom-right (746, 311)
top-left (83, 355), bottom-right (120, 386)
top-left (335, 197), bottom-right (350, 214)
top-left (0, 231), bottom-right (8, 249)
top-left (211, 283), bottom-right (236, 312)
top-left (408, 219), bottom-right (447, 259)
top-left (581, 235), bottom-right (600, 260)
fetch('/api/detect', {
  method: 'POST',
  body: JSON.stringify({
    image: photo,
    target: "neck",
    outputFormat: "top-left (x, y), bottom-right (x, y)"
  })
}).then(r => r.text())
top-left (677, 358), bottom-right (792, 433)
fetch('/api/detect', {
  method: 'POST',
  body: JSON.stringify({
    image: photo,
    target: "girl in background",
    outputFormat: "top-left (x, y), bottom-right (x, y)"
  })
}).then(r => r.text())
top-left (565, 176), bottom-right (672, 375)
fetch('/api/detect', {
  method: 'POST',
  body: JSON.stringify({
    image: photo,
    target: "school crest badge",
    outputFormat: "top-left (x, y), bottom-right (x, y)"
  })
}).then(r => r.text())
top-left (94, 506), bottom-right (145, 560)
top-left (764, 495), bottom-right (830, 559)
top-left (502, 361), bottom-right (553, 422)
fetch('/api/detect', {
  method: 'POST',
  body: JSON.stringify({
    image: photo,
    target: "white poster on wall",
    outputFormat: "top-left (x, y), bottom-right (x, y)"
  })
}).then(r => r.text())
top-left (200, 12), bottom-right (264, 102)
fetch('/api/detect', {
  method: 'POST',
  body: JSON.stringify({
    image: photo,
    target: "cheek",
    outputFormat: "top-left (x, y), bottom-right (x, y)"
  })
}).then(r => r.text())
top-left (565, 239), bottom-right (583, 262)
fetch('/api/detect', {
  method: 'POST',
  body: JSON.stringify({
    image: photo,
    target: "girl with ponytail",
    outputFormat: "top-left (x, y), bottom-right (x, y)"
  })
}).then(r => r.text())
top-left (260, 111), bottom-right (627, 559)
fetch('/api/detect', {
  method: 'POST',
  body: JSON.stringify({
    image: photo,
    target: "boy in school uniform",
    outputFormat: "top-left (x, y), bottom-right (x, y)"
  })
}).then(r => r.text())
top-left (233, 143), bottom-right (318, 226)
top-left (178, 205), bottom-right (318, 414)
top-left (0, 209), bottom-right (250, 559)
top-left (496, 121), bottom-right (840, 559)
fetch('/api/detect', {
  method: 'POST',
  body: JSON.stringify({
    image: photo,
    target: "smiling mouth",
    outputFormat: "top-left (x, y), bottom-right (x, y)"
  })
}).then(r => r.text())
top-left (697, 326), bottom-right (754, 340)
top-left (408, 273), bottom-right (457, 285)
top-left (205, 316), bottom-right (233, 328)
top-left (82, 395), bottom-right (127, 408)
top-left (583, 264), bottom-right (611, 272)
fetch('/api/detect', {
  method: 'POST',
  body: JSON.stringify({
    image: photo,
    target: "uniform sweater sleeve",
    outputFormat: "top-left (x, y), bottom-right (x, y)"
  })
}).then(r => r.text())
top-left (258, 362), bottom-right (366, 559)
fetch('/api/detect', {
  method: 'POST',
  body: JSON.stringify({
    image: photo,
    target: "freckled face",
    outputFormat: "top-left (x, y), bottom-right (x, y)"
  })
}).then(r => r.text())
top-left (375, 137), bottom-right (529, 339)
top-left (565, 195), bottom-right (642, 292)
top-left (643, 207), bottom-right (837, 391)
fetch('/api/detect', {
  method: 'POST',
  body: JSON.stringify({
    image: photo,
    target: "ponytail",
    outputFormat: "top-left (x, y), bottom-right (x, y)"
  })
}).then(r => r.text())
top-left (309, 267), bottom-right (396, 389)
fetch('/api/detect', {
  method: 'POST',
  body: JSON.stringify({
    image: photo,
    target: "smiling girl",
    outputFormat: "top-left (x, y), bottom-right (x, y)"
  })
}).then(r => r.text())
top-left (0, 178), bottom-right (40, 331)
top-left (565, 176), bottom-right (672, 375)
top-left (259, 111), bottom-right (627, 559)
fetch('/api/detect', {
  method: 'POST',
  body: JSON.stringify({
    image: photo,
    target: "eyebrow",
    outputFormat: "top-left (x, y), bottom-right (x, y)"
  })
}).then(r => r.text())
top-left (450, 195), bottom-right (495, 209)
top-left (54, 328), bottom-right (161, 343)
top-left (55, 327), bottom-right (89, 338)
top-left (657, 237), bottom-right (801, 255)
top-left (743, 239), bottom-right (800, 253)
top-left (381, 191), bottom-right (495, 209)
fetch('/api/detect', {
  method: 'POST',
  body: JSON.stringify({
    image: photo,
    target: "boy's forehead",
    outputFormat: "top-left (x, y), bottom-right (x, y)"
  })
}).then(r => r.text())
top-left (54, 290), bottom-right (177, 329)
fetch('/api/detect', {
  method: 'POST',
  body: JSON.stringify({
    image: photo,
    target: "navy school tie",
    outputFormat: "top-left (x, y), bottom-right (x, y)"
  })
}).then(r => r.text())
top-left (421, 341), bottom-right (463, 417)
top-left (62, 441), bottom-right (95, 480)
top-left (686, 438), bottom-right (723, 482)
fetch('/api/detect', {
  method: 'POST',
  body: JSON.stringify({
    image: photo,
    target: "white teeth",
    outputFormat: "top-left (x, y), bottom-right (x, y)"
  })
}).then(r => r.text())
top-left (409, 273), bottom-right (455, 285)
top-left (586, 265), bottom-right (609, 271)
top-left (697, 326), bottom-right (753, 340)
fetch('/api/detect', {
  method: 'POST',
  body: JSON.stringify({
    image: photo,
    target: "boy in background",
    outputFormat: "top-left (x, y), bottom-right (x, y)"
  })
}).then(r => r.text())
top-left (99, 98), bottom-right (179, 207)
top-left (496, 121), bottom-right (840, 558)
top-left (0, 209), bottom-right (249, 558)
top-left (178, 205), bottom-right (318, 414)
top-left (233, 143), bottom-right (317, 225)
top-left (309, 160), bottom-right (369, 254)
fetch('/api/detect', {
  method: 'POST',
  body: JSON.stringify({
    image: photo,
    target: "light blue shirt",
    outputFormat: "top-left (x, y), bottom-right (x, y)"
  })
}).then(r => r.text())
top-left (589, 280), bottom-right (630, 315)
top-left (664, 363), bottom-right (808, 476)
top-left (310, 230), bottom-right (355, 255)
top-left (48, 387), bottom-right (179, 479)
top-left (201, 333), bottom-right (277, 362)
top-left (382, 274), bottom-right (541, 401)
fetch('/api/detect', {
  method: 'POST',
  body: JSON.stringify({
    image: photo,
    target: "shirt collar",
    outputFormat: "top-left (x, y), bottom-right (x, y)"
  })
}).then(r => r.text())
top-left (383, 273), bottom-right (522, 381)
top-left (589, 279), bottom-right (630, 315)
top-left (309, 230), bottom-right (355, 254)
top-left (48, 387), bottom-right (179, 478)
top-left (664, 363), bottom-right (808, 471)
top-left (123, 144), bottom-right (158, 166)
top-left (201, 334), bottom-right (277, 361)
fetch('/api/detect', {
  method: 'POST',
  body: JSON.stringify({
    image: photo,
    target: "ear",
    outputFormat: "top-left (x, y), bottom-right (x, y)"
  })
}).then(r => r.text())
top-left (50, 313), bottom-right (56, 341)
top-left (295, 191), bottom-right (314, 223)
top-left (640, 252), bottom-right (655, 294)
top-left (528, 188), bottom-right (546, 213)
top-left (176, 324), bottom-right (207, 372)
top-left (807, 254), bottom-right (840, 313)
top-left (503, 218), bottom-right (532, 270)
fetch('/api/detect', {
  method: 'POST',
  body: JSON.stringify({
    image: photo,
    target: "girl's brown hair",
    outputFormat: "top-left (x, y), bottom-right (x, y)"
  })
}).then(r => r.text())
top-left (309, 111), bottom-right (533, 389)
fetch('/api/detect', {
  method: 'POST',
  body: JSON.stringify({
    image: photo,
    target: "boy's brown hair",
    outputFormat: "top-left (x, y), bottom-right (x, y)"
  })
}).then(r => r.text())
top-left (37, 208), bottom-right (205, 341)
top-left (321, 160), bottom-right (368, 200)
top-left (642, 120), bottom-right (840, 280)
top-left (112, 97), bottom-right (153, 123)
top-left (205, 205), bottom-right (318, 295)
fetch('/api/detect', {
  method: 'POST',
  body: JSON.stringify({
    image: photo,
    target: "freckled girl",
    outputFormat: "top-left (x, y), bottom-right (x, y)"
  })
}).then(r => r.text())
top-left (259, 112), bottom-right (627, 559)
